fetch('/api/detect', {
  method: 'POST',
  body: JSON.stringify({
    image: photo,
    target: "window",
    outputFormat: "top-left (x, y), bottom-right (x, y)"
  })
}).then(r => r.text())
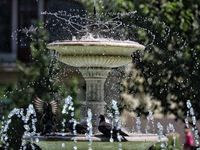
top-left (0, 0), bottom-right (11, 53)
top-left (18, 0), bottom-right (37, 62)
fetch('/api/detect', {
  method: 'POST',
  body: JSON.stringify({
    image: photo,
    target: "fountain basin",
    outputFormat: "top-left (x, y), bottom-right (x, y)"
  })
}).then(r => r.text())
top-left (47, 40), bottom-right (145, 67)
top-left (23, 133), bottom-right (167, 150)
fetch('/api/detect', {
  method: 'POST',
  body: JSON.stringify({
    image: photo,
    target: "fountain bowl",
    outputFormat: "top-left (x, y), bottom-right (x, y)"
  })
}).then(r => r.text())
top-left (47, 40), bottom-right (145, 67)
top-left (23, 133), bottom-right (168, 150)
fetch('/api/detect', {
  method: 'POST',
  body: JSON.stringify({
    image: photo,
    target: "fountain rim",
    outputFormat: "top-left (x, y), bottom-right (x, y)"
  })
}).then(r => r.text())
top-left (47, 40), bottom-right (145, 49)
top-left (23, 133), bottom-right (168, 142)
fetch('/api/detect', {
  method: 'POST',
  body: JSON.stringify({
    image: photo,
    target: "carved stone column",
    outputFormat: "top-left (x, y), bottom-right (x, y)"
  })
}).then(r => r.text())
top-left (79, 67), bottom-right (110, 133)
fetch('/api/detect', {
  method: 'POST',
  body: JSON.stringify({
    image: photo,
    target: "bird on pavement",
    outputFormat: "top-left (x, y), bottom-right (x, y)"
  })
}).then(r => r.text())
top-left (34, 95), bottom-right (58, 135)
top-left (98, 114), bottom-right (129, 141)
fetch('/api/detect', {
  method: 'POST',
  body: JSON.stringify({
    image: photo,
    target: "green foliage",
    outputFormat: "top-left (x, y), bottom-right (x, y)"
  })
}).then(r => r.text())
top-left (118, 0), bottom-right (200, 126)
top-left (79, 0), bottom-right (200, 122)
top-left (81, 0), bottom-right (134, 17)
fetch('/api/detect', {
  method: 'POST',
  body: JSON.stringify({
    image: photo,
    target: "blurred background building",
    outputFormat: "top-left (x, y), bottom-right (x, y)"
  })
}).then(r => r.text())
top-left (0, 0), bottom-right (87, 118)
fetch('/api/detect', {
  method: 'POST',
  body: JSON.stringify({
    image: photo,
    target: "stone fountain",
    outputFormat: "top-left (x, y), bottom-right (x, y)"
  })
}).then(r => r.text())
top-left (46, 40), bottom-right (145, 132)
top-left (23, 3), bottom-right (168, 150)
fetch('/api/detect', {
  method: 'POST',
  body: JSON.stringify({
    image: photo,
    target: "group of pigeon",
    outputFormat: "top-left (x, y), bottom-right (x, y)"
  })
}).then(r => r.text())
top-left (33, 96), bottom-right (129, 141)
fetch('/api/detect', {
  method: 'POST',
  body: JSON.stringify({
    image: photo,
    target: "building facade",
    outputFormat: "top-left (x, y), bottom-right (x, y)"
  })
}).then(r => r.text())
top-left (0, 0), bottom-right (85, 63)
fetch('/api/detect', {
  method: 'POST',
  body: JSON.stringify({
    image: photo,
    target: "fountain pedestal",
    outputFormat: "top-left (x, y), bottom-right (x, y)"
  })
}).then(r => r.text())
top-left (79, 67), bottom-right (110, 132)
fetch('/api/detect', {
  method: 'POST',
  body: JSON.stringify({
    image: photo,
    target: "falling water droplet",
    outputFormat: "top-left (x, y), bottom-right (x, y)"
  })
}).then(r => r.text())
top-left (109, 138), bottom-right (114, 143)
top-left (186, 100), bottom-right (191, 108)
top-left (62, 143), bottom-right (65, 147)
top-left (35, 138), bottom-right (39, 143)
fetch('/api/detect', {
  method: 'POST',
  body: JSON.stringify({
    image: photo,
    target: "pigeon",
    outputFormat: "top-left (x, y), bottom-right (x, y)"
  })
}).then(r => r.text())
top-left (34, 95), bottom-right (58, 135)
top-left (68, 122), bottom-right (87, 134)
top-left (98, 114), bottom-right (129, 141)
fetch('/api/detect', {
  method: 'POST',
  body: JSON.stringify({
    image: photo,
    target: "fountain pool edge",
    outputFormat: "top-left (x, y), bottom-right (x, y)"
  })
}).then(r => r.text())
top-left (23, 133), bottom-right (168, 150)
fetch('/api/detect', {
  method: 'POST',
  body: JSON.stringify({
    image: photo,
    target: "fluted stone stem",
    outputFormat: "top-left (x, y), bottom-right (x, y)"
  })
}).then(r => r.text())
top-left (79, 67), bottom-right (110, 133)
